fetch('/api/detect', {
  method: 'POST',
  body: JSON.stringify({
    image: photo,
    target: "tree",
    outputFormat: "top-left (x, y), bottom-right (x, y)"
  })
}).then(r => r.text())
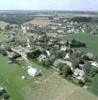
top-left (0, 27), bottom-right (1, 31)
top-left (59, 65), bottom-right (73, 78)
top-left (42, 59), bottom-right (51, 69)
top-left (70, 39), bottom-right (86, 48)
top-left (65, 40), bottom-right (69, 47)
top-left (5, 24), bottom-right (11, 31)
top-left (2, 93), bottom-right (10, 99)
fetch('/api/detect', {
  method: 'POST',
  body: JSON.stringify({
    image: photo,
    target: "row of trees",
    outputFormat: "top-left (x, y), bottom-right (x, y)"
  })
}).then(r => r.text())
top-left (0, 13), bottom-right (34, 24)
top-left (66, 39), bottom-right (86, 48)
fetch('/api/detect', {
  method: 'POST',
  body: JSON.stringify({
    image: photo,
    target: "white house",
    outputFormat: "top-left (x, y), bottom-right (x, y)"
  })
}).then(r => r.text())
top-left (74, 68), bottom-right (85, 82)
top-left (64, 53), bottom-right (70, 60)
top-left (60, 45), bottom-right (67, 51)
top-left (38, 54), bottom-right (47, 62)
top-left (46, 50), bottom-right (51, 56)
top-left (27, 66), bottom-right (40, 77)
top-left (90, 61), bottom-right (98, 68)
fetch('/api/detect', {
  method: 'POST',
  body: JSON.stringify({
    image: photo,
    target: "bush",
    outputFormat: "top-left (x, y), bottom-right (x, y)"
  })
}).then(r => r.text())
top-left (2, 93), bottom-right (10, 99)
top-left (59, 65), bottom-right (73, 78)
top-left (88, 67), bottom-right (98, 77)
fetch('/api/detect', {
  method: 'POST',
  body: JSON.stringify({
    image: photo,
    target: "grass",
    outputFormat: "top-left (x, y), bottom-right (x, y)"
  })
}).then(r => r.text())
top-left (88, 74), bottom-right (98, 96)
top-left (63, 33), bottom-right (98, 57)
top-left (19, 72), bottom-right (98, 100)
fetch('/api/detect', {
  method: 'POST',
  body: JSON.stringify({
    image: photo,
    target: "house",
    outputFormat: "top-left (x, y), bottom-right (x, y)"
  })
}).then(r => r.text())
top-left (60, 45), bottom-right (67, 51)
top-left (26, 39), bottom-right (31, 48)
top-left (64, 61), bottom-right (73, 71)
top-left (79, 62), bottom-right (91, 71)
top-left (64, 53), bottom-right (70, 60)
top-left (84, 52), bottom-right (96, 60)
top-left (74, 68), bottom-right (85, 82)
top-left (38, 54), bottom-right (47, 62)
top-left (53, 59), bottom-right (63, 67)
top-left (46, 50), bottom-right (51, 56)
top-left (90, 61), bottom-right (98, 68)
top-left (27, 66), bottom-right (41, 77)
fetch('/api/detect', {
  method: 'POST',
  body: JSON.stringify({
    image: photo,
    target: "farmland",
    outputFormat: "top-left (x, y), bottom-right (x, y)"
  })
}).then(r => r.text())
top-left (64, 33), bottom-right (98, 57)
top-left (25, 19), bottom-right (53, 27)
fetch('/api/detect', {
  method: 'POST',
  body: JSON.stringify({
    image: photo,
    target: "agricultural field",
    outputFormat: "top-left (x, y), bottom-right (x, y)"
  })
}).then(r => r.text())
top-left (64, 33), bottom-right (98, 57)
top-left (25, 19), bottom-right (53, 27)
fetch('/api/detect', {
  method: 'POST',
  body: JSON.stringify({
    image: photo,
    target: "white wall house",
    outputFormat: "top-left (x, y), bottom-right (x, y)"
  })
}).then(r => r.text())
top-left (27, 66), bottom-right (40, 77)
top-left (74, 68), bottom-right (85, 82)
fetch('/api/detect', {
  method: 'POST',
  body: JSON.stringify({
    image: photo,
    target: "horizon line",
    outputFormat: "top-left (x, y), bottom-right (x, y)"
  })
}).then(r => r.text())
top-left (0, 10), bottom-right (97, 12)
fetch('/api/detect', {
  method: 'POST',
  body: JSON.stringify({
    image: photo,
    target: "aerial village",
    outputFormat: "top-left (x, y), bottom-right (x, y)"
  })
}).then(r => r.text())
top-left (0, 16), bottom-right (98, 82)
top-left (0, 14), bottom-right (98, 99)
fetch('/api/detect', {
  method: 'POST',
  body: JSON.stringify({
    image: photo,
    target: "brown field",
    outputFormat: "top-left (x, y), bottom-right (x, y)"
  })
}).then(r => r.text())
top-left (26, 19), bottom-right (53, 27)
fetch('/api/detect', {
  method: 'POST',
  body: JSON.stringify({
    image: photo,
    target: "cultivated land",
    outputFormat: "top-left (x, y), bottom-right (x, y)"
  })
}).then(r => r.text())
top-left (25, 19), bottom-right (53, 27)
top-left (0, 32), bottom-right (98, 100)
top-left (63, 33), bottom-right (98, 58)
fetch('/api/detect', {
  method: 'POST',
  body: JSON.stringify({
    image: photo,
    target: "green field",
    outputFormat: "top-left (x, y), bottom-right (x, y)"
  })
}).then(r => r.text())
top-left (64, 33), bottom-right (98, 57)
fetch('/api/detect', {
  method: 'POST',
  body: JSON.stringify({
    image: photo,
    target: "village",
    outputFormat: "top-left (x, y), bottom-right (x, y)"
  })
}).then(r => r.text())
top-left (0, 13), bottom-right (98, 100)
top-left (1, 15), bottom-right (98, 36)
top-left (0, 19), bottom-right (98, 83)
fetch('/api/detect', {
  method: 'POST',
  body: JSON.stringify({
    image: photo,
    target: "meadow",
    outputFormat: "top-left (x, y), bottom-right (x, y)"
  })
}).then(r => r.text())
top-left (64, 33), bottom-right (98, 57)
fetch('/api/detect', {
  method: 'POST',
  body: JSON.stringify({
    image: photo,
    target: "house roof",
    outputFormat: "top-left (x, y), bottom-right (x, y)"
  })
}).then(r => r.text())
top-left (27, 67), bottom-right (38, 77)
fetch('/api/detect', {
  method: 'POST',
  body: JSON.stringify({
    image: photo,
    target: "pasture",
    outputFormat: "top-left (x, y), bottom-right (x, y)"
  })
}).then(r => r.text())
top-left (63, 33), bottom-right (98, 57)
